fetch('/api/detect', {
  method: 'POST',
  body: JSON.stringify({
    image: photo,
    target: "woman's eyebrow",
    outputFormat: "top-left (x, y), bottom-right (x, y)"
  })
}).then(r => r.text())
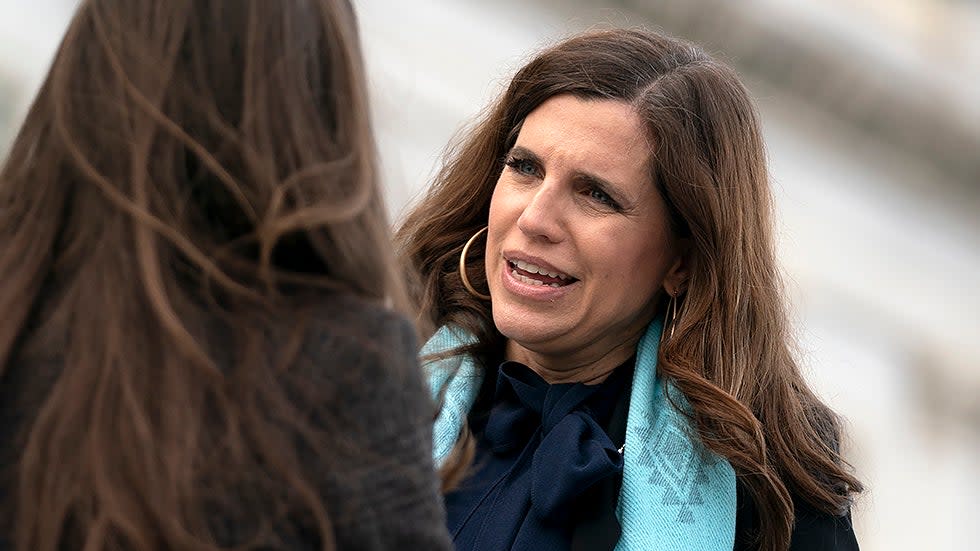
top-left (507, 145), bottom-right (542, 164)
top-left (574, 171), bottom-right (621, 194)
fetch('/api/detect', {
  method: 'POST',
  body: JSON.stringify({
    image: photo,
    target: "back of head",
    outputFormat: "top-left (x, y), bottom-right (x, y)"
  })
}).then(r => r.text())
top-left (398, 28), bottom-right (860, 551)
top-left (0, 0), bottom-right (403, 549)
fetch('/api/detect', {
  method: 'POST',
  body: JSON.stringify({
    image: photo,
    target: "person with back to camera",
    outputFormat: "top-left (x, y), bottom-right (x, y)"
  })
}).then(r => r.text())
top-left (397, 28), bottom-right (863, 551)
top-left (0, 1), bottom-right (452, 550)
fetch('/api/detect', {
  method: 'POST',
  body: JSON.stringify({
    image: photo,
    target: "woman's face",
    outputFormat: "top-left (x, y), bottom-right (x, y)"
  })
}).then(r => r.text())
top-left (485, 94), bottom-right (686, 375)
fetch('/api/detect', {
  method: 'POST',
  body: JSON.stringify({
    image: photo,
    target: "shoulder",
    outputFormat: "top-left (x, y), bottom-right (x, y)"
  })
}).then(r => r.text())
top-left (734, 481), bottom-right (859, 551)
top-left (788, 493), bottom-right (859, 551)
top-left (305, 293), bottom-right (416, 352)
top-left (293, 293), bottom-right (418, 379)
top-left (265, 292), bottom-right (425, 433)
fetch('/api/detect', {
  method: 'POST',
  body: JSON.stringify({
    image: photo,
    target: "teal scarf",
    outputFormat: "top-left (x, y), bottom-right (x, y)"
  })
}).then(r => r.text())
top-left (422, 317), bottom-right (737, 550)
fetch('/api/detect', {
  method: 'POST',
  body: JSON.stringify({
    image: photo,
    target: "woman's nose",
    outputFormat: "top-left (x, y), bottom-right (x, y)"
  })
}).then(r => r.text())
top-left (516, 182), bottom-right (566, 243)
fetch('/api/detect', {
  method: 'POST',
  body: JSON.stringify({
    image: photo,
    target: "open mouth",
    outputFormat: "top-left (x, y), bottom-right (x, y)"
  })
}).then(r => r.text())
top-left (507, 259), bottom-right (577, 288)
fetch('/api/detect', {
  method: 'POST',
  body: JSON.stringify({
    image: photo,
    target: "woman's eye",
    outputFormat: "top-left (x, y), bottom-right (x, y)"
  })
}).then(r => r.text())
top-left (588, 187), bottom-right (616, 207)
top-left (506, 157), bottom-right (538, 177)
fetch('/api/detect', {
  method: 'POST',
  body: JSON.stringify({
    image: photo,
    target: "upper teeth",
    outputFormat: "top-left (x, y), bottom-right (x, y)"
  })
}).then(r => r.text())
top-left (513, 259), bottom-right (568, 280)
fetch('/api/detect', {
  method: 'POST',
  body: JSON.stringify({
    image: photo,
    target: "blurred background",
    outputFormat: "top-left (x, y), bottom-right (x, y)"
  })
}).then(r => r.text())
top-left (1, 0), bottom-right (977, 549)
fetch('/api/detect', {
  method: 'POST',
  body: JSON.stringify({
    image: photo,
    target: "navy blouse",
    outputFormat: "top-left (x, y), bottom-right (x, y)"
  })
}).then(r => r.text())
top-left (444, 360), bottom-right (633, 551)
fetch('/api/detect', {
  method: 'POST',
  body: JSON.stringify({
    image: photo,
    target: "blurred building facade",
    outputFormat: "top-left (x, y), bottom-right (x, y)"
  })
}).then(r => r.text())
top-left (1, 1), bottom-right (977, 549)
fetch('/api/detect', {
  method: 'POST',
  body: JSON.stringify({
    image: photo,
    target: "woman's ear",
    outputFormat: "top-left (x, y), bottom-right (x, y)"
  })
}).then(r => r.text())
top-left (662, 238), bottom-right (692, 296)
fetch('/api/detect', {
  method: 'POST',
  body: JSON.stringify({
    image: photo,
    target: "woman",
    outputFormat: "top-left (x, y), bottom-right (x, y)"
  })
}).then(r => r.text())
top-left (0, 1), bottom-right (451, 550)
top-left (397, 29), bottom-right (862, 550)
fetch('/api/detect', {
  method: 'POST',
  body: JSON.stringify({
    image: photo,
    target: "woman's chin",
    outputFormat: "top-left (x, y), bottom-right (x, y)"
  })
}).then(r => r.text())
top-left (492, 311), bottom-right (570, 353)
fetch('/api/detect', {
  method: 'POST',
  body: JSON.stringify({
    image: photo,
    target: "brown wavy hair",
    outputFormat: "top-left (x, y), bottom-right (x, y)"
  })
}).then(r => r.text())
top-left (0, 0), bottom-right (408, 549)
top-left (396, 28), bottom-right (862, 551)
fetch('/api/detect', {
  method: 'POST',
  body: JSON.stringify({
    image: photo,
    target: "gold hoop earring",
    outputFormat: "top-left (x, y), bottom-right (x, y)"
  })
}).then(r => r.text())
top-left (459, 227), bottom-right (491, 300)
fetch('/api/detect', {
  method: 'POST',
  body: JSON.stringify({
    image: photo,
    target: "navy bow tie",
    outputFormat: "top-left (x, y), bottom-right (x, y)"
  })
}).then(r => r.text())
top-left (484, 362), bottom-right (624, 524)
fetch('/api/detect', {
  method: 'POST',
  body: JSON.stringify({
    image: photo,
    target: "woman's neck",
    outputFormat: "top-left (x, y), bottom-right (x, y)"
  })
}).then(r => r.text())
top-left (504, 338), bottom-right (638, 385)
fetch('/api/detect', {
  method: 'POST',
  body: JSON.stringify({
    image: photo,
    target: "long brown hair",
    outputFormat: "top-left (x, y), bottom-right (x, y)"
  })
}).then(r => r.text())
top-left (396, 28), bottom-right (862, 551)
top-left (0, 0), bottom-right (407, 549)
